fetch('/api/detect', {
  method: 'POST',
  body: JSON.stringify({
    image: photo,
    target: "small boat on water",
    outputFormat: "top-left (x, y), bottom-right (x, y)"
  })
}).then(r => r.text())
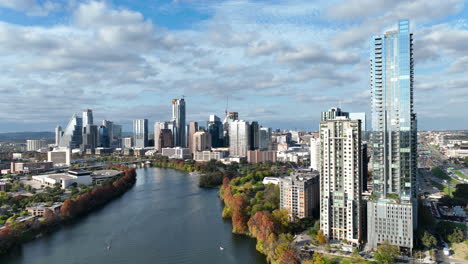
top-left (219, 246), bottom-right (224, 251)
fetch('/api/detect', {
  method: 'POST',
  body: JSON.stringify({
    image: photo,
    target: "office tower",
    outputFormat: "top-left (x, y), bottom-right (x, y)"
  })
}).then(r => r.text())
top-left (98, 125), bottom-right (110, 148)
top-left (188, 122), bottom-right (199, 153)
top-left (362, 142), bottom-right (369, 192)
top-left (207, 115), bottom-right (224, 148)
top-left (59, 114), bottom-right (83, 149)
top-left (55, 126), bottom-right (63, 146)
top-left (367, 19), bottom-right (417, 250)
top-left (321, 107), bottom-right (349, 121)
top-left (279, 170), bottom-right (319, 219)
top-left (172, 98), bottom-right (186, 147)
top-left (102, 120), bottom-right (113, 143)
top-left (82, 109), bottom-right (93, 126)
top-left (259, 127), bottom-right (272, 150)
top-left (249, 121), bottom-right (260, 150)
top-left (154, 122), bottom-right (164, 151)
top-left (192, 130), bottom-right (211, 152)
top-left (82, 124), bottom-right (98, 150)
top-left (229, 120), bottom-right (250, 157)
top-left (111, 124), bottom-right (122, 148)
top-left (158, 129), bottom-right (173, 150)
top-left (123, 137), bottom-right (133, 148)
top-left (223, 111), bottom-right (239, 147)
top-left (319, 117), bottom-right (362, 245)
top-left (309, 137), bottom-right (320, 171)
top-left (26, 139), bottom-right (47, 152)
top-left (133, 119), bottom-right (148, 148)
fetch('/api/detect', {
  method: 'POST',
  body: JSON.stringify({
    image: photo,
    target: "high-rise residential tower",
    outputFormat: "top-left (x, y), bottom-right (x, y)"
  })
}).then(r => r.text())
top-left (321, 107), bottom-right (349, 121)
top-left (55, 126), bottom-right (63, 146)
top-left (229, 120), bottom-right (250, 157)
top-left (367, 19), bottom-right (417, 250)
top-left (133, 119), bottom-right (148, 149)
top-left (320, 117), bottom-right (362, 245)
top-left (259, 127), bottom-right (272, 150)
top-left (188, 122), bottom-right (199, 153)
top-left (172, 98), bottom-right (186, 147)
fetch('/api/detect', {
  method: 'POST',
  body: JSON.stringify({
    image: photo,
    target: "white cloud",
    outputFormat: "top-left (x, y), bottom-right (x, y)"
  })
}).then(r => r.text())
top-left (0, 0), bottom-right (59, 16)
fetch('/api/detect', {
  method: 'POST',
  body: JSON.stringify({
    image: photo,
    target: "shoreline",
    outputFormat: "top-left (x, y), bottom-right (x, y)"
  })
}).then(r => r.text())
top-left (0, 165), bottom-right (137, 255)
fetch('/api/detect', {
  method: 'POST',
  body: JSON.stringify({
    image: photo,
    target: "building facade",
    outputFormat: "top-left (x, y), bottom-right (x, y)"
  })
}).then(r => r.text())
top-left (229, 120), bottom-right (250, 157)
top-left (188, 122), bottom-right (199, 153)
top-left (192, 130), bottom-right (211, 152)
top-left (172, 98), bottom-right (186, 147)
top-left (321, 107), bottom-right (349, 121)
top-left (208, 115), bottom-right (224, 148)
top-left (247, 150), bottom-right (277, 164)
top-left (368, 19), bottom-right (417, 250)
top-left (309, 137), bottom-right (320, 171)
top-left (26, 139), bottom-right (47, 152)
top-left (319, 117), bottom-right (362, 245)
top-left (58, 114), bottom-right (83, 149)
top-left (279, 171), bottom-right (320, 219)
top-left (133, 119), bottom-right (148, 148)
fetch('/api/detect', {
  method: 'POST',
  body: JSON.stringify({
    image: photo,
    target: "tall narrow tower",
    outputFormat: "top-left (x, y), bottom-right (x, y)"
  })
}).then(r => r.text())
top-left (320, 117), bottom-right (362, 245)
top-left (367, 19), bottom-right (417, 250)
top-left (172, 98), bottom-right (186, 147)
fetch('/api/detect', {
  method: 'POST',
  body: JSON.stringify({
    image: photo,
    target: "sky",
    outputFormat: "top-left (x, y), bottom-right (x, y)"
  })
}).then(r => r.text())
top-left (0, 0), bottom-right (467, 132)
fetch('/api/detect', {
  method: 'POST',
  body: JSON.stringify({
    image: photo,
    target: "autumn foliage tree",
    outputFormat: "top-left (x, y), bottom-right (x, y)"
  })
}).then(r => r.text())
top-left (278, 249), bottom-right (300, 264)
top-left (61, 166), bottom-right (137, 218)
top-left (317, 230), bottom-right (327, 245)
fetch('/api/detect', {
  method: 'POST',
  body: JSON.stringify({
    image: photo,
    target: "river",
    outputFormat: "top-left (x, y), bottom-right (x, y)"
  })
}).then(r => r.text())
top-left (1, 168), bottom-right (267, 264)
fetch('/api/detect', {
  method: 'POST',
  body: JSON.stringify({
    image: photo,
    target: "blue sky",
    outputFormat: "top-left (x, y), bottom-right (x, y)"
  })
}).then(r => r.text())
top-left (0, 0), bottom-right (467, 132)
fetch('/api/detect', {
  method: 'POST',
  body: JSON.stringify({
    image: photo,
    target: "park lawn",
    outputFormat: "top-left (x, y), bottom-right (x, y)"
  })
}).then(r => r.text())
top-left (453, 169), bottom-right (468, 180)
top-left (431, 180), bottom-right (454, 196)
top-left (431, 167), bottom-right (461, 185)
top-left (452, 241), bottom-right (468, 261)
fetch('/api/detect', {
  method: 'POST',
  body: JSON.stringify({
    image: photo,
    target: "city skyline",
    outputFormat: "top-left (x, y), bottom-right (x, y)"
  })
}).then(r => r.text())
top-left (0, 0), bottom-right (467, 132)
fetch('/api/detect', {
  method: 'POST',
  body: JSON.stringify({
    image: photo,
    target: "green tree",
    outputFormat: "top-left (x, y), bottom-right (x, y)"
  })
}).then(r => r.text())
top-left (447, 228), bottom-right (465, 244)
top-left (0, 191), bottom-right (8, 205)
top-left (374, 241), bottom-right (399, 264)
top-left (312, 252), bottom-right (326, 264)
top-left (421, 231), bottom-right (437, 249)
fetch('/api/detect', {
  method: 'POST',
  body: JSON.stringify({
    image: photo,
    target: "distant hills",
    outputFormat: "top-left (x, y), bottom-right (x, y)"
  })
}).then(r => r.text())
top-left (0, 132), bottom-right (55, 143)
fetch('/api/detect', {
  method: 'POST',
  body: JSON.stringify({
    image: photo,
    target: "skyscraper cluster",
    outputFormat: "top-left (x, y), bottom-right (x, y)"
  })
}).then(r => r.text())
top-left (315, 19), bottom-right (417, 250)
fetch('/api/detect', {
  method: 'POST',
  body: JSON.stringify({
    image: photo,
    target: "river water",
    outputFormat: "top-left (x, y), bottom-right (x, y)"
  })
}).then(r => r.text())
top-left (1, 168), bottom-right (267, 264)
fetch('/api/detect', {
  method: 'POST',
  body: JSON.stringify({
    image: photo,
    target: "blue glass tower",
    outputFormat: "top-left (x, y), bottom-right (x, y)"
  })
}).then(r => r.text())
top-left (370, 19), bottom-right (417, 200)
top-left (368, 20), bottom-right (417, 250)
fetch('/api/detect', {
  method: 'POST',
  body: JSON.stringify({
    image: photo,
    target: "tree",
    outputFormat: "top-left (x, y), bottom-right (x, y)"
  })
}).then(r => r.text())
top-left (374, 241), bottom-right (399, 264)
top-left (447, 228), bottom-right (464, 244)
top-left (312, 252), bottom-right (326, 264)
top-left (278, 249), bottom-right (299, 264)
top-left (0, 191), bottom-right (8, 205)
top-left (421, 231), bottom-right (437, 249)
top-left (317, 230), bottom-right (327, 245)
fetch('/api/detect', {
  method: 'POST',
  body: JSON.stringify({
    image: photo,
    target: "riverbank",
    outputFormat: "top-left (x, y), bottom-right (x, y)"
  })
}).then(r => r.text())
top-left (0, 165), bottom-right (137, 255)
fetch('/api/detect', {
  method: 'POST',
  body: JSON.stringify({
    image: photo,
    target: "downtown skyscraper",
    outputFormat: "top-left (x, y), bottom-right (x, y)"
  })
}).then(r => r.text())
top-left (133, 119), bottom-right (148, 149)
top-left (172, 98), bottom-right (186, 147)
top-left (367, 20), bottom-right (417, 250)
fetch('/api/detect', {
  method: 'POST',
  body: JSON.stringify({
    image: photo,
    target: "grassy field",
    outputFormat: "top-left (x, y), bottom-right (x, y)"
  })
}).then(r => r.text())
top-left (452, 241), bottom-right (468, 261)
top-left (452, 169), bottom-right (468, 180)
top-left (430, 180), bottom-right (454, 196)
top-left (431, 167), bottom-right (461, 185)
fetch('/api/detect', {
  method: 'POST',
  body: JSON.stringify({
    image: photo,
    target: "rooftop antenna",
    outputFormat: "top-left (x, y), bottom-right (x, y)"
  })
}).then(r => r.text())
top-left (225, 96), bottom-right (229, 117)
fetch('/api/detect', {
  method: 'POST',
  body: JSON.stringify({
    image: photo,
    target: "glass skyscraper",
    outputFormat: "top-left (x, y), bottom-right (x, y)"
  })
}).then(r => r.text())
top-left (367, 19), bottom-right (417, 250)
top-left (172, 98), bottom-right (186, 147)
top-left (133, 119), bottom-right (148, 149)
top-left (370, 19), bottom-right (417, 200)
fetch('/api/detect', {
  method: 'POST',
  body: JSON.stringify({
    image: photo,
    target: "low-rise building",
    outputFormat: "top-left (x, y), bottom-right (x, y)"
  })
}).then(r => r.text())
top-left (91, 170), bottom-right (124, 185)
top-left (262, 177), bottom-right (280, 185)
top-left (26, 202), bottom-right (62, 217)
top-left (247, 150), bottom-right (277, 164)
top-left (193, 150), bottom-right (228, 162)
top-left (123, 148), bottom-right (134, 156)
top-left (279, 170), bottom-right (319, 220)
top-left (48, 148), bottom-right (71, 166)
top-left (162, 147), bottom-right (191, 159)
top-left (32, 170), bottom-right (92, 189)
top-left (95, 147), bottom-right (113, 156)
top-left (10, 161), bottom-right (53, 174)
